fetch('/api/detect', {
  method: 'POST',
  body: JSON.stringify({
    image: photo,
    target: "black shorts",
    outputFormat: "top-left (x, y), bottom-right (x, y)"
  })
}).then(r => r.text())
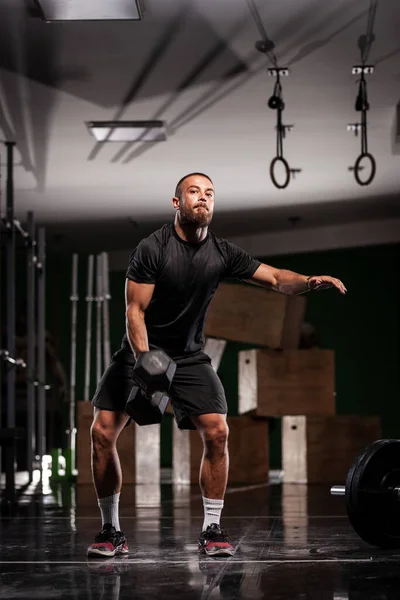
top-left (91, 348), bottom-right (228, 430)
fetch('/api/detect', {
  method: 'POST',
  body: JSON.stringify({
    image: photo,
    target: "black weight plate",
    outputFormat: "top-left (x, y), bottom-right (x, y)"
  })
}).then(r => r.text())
top-left (345, 439), bottom-right (400, 548)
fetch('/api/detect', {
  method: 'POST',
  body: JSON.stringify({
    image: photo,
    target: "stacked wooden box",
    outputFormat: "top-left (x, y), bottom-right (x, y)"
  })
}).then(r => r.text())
top-left (182, 282), bottom-right (380, 485)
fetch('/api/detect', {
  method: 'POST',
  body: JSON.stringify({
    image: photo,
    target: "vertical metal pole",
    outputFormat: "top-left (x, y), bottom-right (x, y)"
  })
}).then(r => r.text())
top-left (37, 227), bottom-right (46, 469)
top-left (95, 254), bottom-right (103, 383)
top-left (84, 255), bottom-right (94, 401)
top-left (70, 254), bottom-right (78, 414)
top-left (0, 150), bottom-right (3, 476)
top-left (26, 211), bottom-right (36, 482)
top-left (6, 142), bottom-right (16, 429)
top-left (5, 142), bottom-right (16, 499)
top-left (67, 254), bottom-right (78, 476)
top-left (102, 252), bottom-right (111, 368)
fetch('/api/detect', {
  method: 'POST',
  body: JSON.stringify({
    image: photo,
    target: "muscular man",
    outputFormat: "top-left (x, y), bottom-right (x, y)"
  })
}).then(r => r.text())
top-left (87, 173), bottom-right (347, 558)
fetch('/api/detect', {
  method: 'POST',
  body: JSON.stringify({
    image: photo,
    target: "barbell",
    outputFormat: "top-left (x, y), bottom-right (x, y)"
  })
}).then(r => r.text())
top-left (330, 439), bottom-right (400, 548)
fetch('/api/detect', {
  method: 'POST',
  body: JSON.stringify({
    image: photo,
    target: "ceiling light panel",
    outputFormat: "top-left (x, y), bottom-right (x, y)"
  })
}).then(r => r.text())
top-left (87, 121), bottom-right (167, 142)
top-left (34, 0), bottom-right (142, 21)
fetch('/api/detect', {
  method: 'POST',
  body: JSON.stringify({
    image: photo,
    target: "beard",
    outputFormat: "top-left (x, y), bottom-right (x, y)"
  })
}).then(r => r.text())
top-left (179, 203), bottom-right (213, 227)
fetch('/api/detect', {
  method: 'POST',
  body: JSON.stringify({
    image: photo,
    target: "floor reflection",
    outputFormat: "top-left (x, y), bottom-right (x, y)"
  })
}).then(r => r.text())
top-left (1, 478), bottom-right (400, 599)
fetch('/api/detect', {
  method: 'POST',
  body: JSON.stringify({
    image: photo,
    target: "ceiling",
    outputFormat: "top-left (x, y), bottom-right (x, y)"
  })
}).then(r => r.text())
top-left (1, 0), bottom-right (399, 252)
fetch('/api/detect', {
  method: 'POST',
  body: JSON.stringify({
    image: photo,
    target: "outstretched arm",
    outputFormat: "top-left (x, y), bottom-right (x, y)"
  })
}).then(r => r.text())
top-left (248, 263), bottom-right (347, 296)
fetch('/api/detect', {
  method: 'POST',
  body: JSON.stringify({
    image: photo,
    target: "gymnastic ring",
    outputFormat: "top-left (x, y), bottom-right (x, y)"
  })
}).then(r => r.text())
top-left (353, 152), bottom-right (376, 186)
top-left (270, 156), bottom-right (291, 189)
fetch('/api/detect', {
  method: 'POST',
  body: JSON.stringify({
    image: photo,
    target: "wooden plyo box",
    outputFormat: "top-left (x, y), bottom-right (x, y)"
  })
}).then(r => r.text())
top-left (282, 415), bottom-right (382, 484)
top-left (76, 401), bottom-right (136, 484)
top-left (238, 349), bottom-right (335, 416)
top-left (204, 282), bottom-right (306, 349)
top-left (187, 416), bottom-right (269, 485)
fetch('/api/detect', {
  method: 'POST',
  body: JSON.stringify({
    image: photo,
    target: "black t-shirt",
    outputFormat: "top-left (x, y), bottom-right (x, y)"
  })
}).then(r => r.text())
top-left (122, 223), bottom-right (261, 358)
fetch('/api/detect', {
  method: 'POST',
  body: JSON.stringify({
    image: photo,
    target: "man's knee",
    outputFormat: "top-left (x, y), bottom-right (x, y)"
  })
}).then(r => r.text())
top-left (90, 409), bottom-right (128, 451)
top-left (202, 420), bottom-right (229, 453)
top-left (90, 420), bottom-right (118, 451)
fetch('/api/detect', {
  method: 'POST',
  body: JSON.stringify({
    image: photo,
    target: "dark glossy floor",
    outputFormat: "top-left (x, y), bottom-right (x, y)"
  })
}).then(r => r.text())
top-left (1, 471), bottom-right (400, 599)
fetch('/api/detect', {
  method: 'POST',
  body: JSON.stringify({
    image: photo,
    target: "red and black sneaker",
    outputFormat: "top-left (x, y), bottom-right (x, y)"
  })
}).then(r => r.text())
top-left (86, 524), bottom-right (129, 558)
top-left (198, 523), bottom-right (235, 557)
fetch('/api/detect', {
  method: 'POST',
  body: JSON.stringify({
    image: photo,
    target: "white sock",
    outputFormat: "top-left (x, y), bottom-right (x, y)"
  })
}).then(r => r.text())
top-left (202, 497), bottom-right (224, 532)
top-left (98, 493), bottom-right (121, 531)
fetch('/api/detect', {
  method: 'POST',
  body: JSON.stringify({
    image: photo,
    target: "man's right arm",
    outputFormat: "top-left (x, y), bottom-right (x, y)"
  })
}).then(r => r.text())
top-left (125, 279), bottom-right (155, 359)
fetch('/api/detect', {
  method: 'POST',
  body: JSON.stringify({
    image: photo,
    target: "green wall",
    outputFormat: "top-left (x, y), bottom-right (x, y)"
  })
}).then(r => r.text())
top-left (41, 243), bottom-right (400, 468)
top-left (217, 243), bottom-right (400, 467)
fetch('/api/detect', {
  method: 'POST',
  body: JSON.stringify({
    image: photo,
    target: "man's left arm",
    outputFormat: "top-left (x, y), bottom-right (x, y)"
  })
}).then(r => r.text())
top-left (247, 263), bottom-right (347, 295)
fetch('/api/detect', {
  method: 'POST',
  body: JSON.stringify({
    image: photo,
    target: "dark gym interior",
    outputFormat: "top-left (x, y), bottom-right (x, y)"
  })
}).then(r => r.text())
top-left (1, 1), bottom-right (400, 598)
